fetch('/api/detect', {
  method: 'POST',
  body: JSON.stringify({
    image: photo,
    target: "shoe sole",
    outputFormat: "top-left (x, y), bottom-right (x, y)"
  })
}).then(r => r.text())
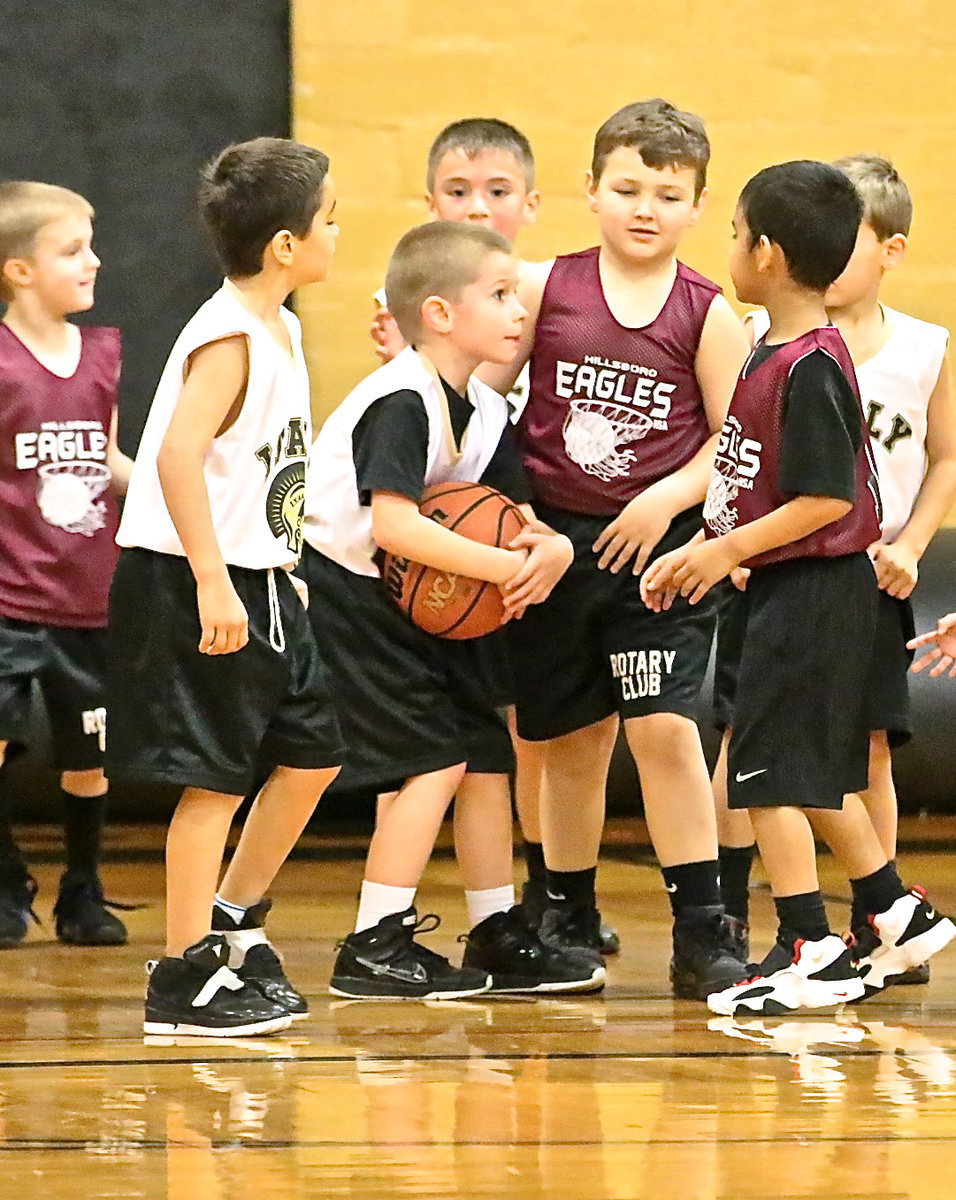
top-left (859, 917), bottom-right (956, 995)
top-left (328, 982), bottom-right (491, 1001)
top-left (143, 1014), bottom-right (293, 1036)
top-left (671, 968), bottom-right (751, 1002)
top-left (887, 962), bottom-right (931, 987)
top-left (707, 974), bottom-right (867, 1016)
top-left (58, 934), bottom-right (128, 946)
top-left (485, 967), bottom-right (607, 995)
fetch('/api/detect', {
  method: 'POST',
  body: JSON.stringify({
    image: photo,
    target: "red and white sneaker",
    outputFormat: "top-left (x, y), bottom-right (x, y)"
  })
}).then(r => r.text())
top-left (854, 889), bottom-right (955, 997)
top-left (706, 935), bottom-right (866, 1016)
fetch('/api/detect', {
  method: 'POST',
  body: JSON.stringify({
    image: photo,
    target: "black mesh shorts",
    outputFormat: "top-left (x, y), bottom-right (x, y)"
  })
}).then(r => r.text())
top-left (0, 616), bottom-right (107, 770)
top-left (106, 548), bottom-right (343, 795)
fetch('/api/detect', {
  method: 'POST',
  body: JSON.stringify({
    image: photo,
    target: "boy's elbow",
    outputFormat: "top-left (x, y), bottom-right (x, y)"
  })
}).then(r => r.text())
top-left (371, 508), bottom-right (410, 556)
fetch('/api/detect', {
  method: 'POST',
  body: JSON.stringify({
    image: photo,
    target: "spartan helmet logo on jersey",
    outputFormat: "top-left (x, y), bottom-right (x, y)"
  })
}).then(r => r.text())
top-left (265, 461), bottom-right (306, 556)
top-left (562, 398), bottom-right (653, 482)
top-left (36, 461), bottom-right (112, 537)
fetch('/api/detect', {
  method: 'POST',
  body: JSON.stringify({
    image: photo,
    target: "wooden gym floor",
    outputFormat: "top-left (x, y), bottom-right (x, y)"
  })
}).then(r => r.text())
top-left (3, 820), bottom-right (956, 1199)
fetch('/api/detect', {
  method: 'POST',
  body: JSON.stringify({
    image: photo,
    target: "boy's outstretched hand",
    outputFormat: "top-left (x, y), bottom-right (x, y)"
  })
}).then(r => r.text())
top-left (501, 528), bottom-right (574, 618)
top-left (641, 534), bottom-right (738, 611)
top-left (909, 612), bottom-right (956, 677)
top-left (593, 491), bottom-right (672, 575)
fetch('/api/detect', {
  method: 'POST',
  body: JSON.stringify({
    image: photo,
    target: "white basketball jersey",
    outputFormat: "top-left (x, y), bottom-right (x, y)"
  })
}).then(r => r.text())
top-left (744, 307), bottom-right (948, 542)
top-left (304, 346), bottom-right (510, 577)
top-left (118, 284), bottom-right (311, 568)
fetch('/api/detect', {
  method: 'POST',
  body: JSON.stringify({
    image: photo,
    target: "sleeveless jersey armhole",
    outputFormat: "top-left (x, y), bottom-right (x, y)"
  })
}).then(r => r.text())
top-left (180, 332), bottom-right (251, 437)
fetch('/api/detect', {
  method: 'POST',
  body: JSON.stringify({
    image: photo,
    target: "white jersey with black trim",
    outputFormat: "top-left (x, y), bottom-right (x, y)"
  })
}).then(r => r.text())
top-left (745, 306), bottom-right (948, 543)
top-left (304, 345), bottom-right (510, 577)
top-left (118, 284), bottom-right (311, 569)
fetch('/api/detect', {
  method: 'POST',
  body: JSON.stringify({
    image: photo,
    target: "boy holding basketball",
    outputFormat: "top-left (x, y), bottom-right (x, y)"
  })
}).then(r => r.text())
top-left (302, 220), bottom-right (603, 998)
top-left (480, 98), bottom-right (751, 997)
top-left (371, 115), bottom-right (620, 955)
top-left (108, 138), bottom-right (343, 1035)
top-left (0, 181), bottom-right (133, 949)
top-left (642, 160), bottom-right (953, 1015)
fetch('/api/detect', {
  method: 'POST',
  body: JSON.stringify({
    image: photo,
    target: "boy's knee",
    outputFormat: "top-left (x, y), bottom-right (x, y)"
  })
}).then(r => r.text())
top-left (625, 710), bottom-right (696, 754)
top-left (60, 767), bottom-right (108, 797)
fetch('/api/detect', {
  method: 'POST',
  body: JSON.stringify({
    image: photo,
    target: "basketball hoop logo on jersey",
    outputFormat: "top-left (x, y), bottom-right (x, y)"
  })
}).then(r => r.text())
top-left (13, 419), bottom-right (112, 538)
top-left (704, 416), bottom-right (763, 536)
top-left (556, 356), bottom-right (676, 483)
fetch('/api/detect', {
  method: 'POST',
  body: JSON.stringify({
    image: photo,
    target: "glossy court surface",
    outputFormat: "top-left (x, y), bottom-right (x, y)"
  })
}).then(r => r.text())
top-left (3, 823), bottom-right (956, 1199)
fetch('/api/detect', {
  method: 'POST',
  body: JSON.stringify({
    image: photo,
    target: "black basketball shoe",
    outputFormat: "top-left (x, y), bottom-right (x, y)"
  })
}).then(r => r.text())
top-left (329, 908), bottom-right (491, 1000)
top-left (538, 902), bottom-right (605, 969)
top-left (459, 907), bottom-right (606, 994)
top-left (53, 872), bottom-right (130, 946)
top-left (212, 898), bottom-right (308, 1020)
top-left (670, 905), bottom-right (752, 1000)
top-left (521, 877), bottom-right (621, 956)
top-left (0, 854), bottom-right (39, 948)
top-left (144, 934), bottom-right (293, 1036)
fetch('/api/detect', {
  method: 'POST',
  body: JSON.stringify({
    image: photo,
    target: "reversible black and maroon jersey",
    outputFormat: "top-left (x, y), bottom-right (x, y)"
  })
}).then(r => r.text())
top-left (0, 324), bottom-right (120, 627)
top-left (520, 248), bottom-right (718, 516)
top-left (703, 326), bottom-right (881, 569)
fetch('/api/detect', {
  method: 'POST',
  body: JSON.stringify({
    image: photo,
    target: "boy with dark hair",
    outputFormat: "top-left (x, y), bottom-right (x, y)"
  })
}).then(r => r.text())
top-left (711, 156), bottom-right (956, 986)
top-left (643, 160), bottom-right (954, 1015)
top-left (0, 181), bottom-right (134, 948)
top-left (302, 220), bottom-right (602, 998)
top-left (480, 97), bottom-right (751, 998)
top-left (108, 137), bottom-right (344, 1036)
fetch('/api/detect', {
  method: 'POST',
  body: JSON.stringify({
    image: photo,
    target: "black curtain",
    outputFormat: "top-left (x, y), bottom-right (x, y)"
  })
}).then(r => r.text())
top-left (0, 0), bottom-right (291, 450)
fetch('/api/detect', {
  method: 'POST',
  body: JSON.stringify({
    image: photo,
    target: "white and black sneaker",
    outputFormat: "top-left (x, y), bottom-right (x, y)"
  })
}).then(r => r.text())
top-left (144, 934), bottom-right (293, 1037)
top-left (329, 908), bottom-right (491, 1000)
top-left (212, 898), bottom-right (308, 1020)
top-left (854, 888), bottom-right (955, 997)
top-left (707, 935), bottom-right (866, 1016)
top-left (459, 907), bottom-right (606, 994)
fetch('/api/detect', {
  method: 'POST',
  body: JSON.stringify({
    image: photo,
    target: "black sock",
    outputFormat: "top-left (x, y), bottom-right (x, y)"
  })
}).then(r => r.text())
top-left (546, 866), bottom-right (596, 908)
top-left (773, 891), bottom-right (831, 943)
top-left (718, 844), bottom-right (756, 924)
top-left (850, 862), bottom-right (907, 923)
top-left (662, 859), bottom-right (721, 918)
top-left (524, 841), bottom-right (546, 882)
top-left (61, 789), bottom-right (107, 878)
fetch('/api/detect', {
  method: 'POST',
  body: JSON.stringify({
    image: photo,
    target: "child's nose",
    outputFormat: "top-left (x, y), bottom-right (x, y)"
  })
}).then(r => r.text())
top-left (468, 192), bottom-right (491, 218)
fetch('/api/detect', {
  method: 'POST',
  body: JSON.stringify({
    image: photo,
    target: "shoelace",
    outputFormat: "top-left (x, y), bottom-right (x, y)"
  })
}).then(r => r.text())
top-left (53, 880), bottom-right (144, 917)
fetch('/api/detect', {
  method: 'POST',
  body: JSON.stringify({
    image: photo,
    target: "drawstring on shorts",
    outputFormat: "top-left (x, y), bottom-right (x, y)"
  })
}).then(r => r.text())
top-left (266, 568), bottom-right (286, 653)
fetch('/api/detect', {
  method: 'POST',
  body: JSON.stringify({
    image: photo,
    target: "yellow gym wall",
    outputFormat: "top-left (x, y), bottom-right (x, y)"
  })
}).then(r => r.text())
top-left (294, 0), bottom-right (956, 427)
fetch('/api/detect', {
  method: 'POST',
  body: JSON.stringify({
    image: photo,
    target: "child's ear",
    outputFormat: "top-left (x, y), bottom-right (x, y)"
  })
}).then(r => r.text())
top-left (688, 185), bottom-right (708, 226)
top-left (586, 172), bottom-right (598, 212)
top-left (881, 232), bottom-right (907, 272)
top-left (269, 228), bottom-right (296, 268)
top-left (2, 257), bottom-right (32, 290)
top-left (522, 189), bottom-right (541, 226)
top-left (755, 235), bottom-right (776, 274)
top-left (420, 294), bottom-right (452, 333)
top-left (424, 192), bottom-right (440, 220)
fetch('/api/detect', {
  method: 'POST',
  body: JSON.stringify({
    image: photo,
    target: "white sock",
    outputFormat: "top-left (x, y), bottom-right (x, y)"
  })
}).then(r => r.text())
top-left (355, 881), bottom-right (417, 933)
top-left (466, 885), bottom-right (515, 929)
top-left (214, 894), bottom-right (248, 924)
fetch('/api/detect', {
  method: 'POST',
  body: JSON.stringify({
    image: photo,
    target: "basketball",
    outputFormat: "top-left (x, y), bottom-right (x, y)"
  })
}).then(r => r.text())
top-left (381, 482), bottom-right (527, 639)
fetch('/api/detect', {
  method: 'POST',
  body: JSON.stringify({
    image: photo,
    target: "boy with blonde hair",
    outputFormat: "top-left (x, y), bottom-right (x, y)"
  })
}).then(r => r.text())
top-left (108, 138), bottom-right (343, 1035)
top-left (713, 156), bottom-right (956, 985)
top-left (0, 181), bottom-right (133, 948)
top-left (303, 221), bottom-right (602, 997)
top-left (481, 98), bottom-right (751, 997)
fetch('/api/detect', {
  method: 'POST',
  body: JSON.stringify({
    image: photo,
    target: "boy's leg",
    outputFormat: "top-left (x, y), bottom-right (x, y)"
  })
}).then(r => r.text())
top-left (625, 712), bottom-right (748, 998)
top-left (167, 786), bottom-right (245, 956)
top-left (853, 731), bottom-right (897, 861)
top-left (330, 764), bottom-right (491, 1000)
top-left (712, 730), bottom-right (756, 937)
top-left (708, 806), bottom-right (864, 1016)
top-left (453, 771), bottom-right (606, 994)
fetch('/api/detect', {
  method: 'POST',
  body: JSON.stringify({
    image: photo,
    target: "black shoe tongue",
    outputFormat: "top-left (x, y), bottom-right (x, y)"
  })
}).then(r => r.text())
top-left (183, 933), bottom-right (230, 970)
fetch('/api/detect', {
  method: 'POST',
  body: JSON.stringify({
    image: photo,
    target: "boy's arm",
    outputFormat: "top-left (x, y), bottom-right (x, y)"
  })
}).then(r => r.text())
top-left (156, 335), bottom-right (250, 655)
top-left (594, 296), bottom-right (750, 573)
top-left (873, 354), bottom-right (956, 598)
top-left (477, 259), bottom-right (553, 396)
top-left (910, 611), bottom-right (956, 677)
top-left (372, 492), bottom-right (525, 584)
top-left (106, 407), bottom-right (134, 495)
top-left (641, 494), bottom-right (852, 609)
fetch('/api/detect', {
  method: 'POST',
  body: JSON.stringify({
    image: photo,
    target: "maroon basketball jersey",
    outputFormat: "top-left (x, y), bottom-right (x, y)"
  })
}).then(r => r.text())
top-left (703, 327), bottom-right (881, 568)
top-left (0, 324), bottom-right (121, 627)
top-left (520, 248), bottom-right (719, 515)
